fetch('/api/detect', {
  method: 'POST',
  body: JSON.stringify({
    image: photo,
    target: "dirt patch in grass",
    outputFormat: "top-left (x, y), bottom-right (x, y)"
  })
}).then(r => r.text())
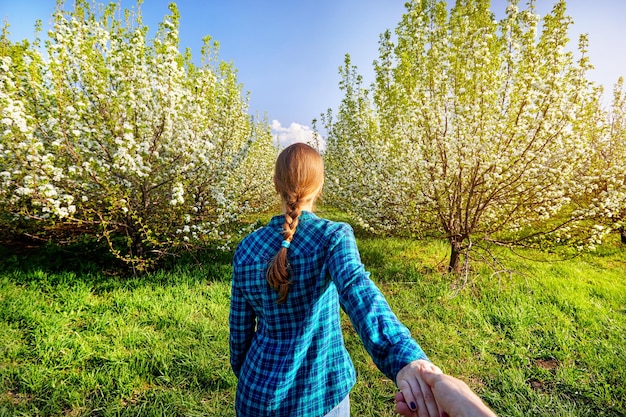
top-left (535, 358), bottom-right (559, 370)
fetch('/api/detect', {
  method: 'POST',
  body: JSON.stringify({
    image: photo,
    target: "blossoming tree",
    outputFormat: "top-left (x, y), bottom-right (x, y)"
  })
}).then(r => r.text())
top-left (605, 80), bottom-right (626, 244)
top-left (0, 1), bottom-right (276, 269)
top-left (573, 78), bottom-right (626, 245)
top-left (322, 0), bottom-right (609, 273)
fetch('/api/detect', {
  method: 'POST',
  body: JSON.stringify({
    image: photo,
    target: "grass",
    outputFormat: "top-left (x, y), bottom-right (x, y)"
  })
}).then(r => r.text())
top-left (0, 246), bottom-right (237, 416)
top-left (348, 232), bottom-right (626, 416)
top-left (0, 210), bottom-right (625, 416)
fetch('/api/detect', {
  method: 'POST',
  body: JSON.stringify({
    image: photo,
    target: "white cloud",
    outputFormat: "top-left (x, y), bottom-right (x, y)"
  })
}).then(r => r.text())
top-left (271, 120), bottom-right (326, 151)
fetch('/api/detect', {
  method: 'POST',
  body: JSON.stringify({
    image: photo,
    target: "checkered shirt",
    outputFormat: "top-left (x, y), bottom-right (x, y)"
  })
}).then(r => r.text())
top-left (229, 211), bottom-right (427, 416)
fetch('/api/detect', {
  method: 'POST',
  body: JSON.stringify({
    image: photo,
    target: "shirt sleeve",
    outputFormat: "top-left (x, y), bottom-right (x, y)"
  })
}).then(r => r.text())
top-left (229, 271), bottom-right (256, 378)
top-left (327, 223), bottom-right (428, 381)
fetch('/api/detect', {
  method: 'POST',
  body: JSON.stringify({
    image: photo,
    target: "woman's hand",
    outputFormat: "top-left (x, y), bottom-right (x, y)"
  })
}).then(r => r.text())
top-left (395, 359), bottom-right (442, 417)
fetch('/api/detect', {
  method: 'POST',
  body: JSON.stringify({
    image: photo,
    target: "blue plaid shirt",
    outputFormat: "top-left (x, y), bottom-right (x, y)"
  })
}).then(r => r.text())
top-left (229, 211), bottom-right (427, 416)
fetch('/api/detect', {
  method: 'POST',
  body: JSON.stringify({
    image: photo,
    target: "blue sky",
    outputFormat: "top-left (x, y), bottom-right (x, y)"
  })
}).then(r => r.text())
top-left (2, 1), bottom-right (625, 146)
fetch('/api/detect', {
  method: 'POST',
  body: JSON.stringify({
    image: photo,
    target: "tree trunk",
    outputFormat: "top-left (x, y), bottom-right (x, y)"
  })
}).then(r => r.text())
top-left (132, 232), bottom-right (145, 259)
top-left (448, 238), bottom-right (463, 274)
top-left (126, 218), bottom-right (145, 260)
top-left (620, 225), bottom-right (626, 245)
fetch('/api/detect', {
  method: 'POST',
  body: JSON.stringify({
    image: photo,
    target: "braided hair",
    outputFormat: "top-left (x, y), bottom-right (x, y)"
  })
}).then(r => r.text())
top-left (266, 143), bottom-right (324, 303)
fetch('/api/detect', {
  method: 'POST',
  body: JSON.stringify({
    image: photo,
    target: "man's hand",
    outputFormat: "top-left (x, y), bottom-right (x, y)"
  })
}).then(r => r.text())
top-left (396, 366), bottom-right (498, 417)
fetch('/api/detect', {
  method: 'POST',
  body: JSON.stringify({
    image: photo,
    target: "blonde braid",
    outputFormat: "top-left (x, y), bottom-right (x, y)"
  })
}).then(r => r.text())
top-left (283, 200), bottom-right (302, 242)
top-left (266, 143), bottom-right (324, 303)
top-left (266, 199), bottom-right (302, 303)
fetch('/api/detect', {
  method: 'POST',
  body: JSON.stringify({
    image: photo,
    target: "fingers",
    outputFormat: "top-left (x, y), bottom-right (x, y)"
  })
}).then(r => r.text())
top-left (399, 375), bottom-right (438, 417)
top-left (395, 391), bottom-right (405, 403)
top-left (395, 391), bottom-right (416, 417)
top-left (416, 370), bottom-right (439, 417)
top-left (396, 360), bottom-right (443, 417)
top-left (397, 378), bottom-right (420, 414)
top-left (419, 362), bottom-right (443, 417)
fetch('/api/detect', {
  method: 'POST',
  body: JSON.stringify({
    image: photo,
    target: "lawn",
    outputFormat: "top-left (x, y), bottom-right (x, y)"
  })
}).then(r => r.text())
top-left (1, 210), bottom-right (625, 416)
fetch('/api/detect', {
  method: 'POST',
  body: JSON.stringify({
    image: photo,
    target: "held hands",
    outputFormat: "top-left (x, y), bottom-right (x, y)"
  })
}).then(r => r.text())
top-left (395, 359), bottom-right (443, 417)
top-left (395, 365), bottom-right (498, 417)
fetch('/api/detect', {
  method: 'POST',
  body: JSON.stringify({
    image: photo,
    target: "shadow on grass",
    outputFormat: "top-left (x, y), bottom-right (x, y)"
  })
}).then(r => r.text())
top-left (0, 235), bottom-right (118, 275)
top-left (0, 236), bottom-right (234, 289)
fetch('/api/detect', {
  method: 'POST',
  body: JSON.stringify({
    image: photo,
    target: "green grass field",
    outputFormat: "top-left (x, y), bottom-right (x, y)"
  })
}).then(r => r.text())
top-left (1, 210), bottom-right (625, 416)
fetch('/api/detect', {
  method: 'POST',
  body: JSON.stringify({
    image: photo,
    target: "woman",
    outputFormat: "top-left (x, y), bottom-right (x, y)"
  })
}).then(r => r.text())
top-left (229, 143), bottom-right (438, 416)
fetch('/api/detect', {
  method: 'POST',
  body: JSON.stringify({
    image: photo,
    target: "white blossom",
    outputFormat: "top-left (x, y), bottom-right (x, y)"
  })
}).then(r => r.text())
top-left (0, 1), bottom-right (277, 268)
top-left (321, 0), bottom-right (621, 272)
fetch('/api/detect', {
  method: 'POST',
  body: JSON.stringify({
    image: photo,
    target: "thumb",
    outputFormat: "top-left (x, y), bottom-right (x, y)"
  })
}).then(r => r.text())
top-left (419, 366), bottom-right (439, 387)
top-left (395, 391), bottom-right (416, 417)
